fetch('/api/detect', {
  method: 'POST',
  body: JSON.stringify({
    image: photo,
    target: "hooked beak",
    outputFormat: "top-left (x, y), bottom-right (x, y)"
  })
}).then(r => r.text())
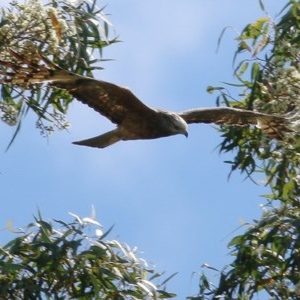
top-left (184, 131), bottom-right (188, 138)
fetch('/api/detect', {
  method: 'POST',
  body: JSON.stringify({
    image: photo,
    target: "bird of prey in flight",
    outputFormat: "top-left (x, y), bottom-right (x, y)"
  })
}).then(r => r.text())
top-left (0, 50), bottom-right (290, 148)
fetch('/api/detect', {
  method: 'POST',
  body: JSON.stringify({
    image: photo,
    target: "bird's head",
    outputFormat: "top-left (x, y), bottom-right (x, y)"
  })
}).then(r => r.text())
top-left (163, 111), bottom-right (188, 137)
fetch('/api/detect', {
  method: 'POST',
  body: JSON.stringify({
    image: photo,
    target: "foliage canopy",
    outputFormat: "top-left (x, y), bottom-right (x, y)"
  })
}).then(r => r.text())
top-left (191, 1), bottom-right (300, 299)
top-left (0, 0), bottom-right (117, 147)
top-left (0, 211), bottom-right (175, 299)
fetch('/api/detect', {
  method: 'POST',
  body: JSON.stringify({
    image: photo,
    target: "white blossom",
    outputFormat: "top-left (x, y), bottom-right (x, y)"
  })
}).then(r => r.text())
top-left (0, 102), bottom-right (18, 125)
top-left (0, 0), bottom-right (77, 59)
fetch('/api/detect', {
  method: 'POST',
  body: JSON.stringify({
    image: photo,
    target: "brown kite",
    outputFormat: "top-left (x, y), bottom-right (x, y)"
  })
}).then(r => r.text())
top-left (0, 52), bottom-right (290, 148)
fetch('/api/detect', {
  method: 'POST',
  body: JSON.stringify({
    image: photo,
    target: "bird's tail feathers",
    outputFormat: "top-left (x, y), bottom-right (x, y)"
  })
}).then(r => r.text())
top-left (72, 129), bottom-right (122, 149)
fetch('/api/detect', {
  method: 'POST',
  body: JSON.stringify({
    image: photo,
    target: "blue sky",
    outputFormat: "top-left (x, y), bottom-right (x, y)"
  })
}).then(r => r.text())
top-left (0, 0), bottom-right (287, 298)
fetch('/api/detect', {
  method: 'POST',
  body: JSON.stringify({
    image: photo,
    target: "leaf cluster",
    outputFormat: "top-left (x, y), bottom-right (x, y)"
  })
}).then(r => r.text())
top-left (0, 212), bottom-right (175, 299)
top-left (190, 1), bottom-right (300, 299)
top-left (0, 0), bottom-right (118, 147)
top-left (210, 0), bottom-right (300, 194)
top-left (192, 203), bottom-right (300, 300)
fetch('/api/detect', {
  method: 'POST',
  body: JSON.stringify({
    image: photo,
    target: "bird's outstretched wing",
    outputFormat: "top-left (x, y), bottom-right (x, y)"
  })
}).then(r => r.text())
top-left (0, 50), bottom-right (190, 147)
top-left (178, 107), bottom-right (289, 139)
top-left (0, 50), bottom-right (154, 126)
